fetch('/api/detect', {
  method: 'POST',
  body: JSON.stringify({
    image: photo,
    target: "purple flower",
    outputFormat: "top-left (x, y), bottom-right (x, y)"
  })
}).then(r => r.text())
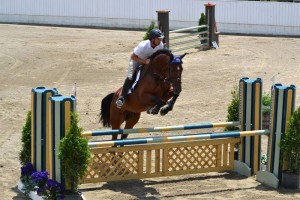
top-left (38, 179), bottom-right (64, 199)
top-left (31, 171), bottom-right (49, 187)
top-left (21, 162), bottom-right (36, 176)
top-left (37, 186), bottom-right (47, 194)
top-left (46, 179), bottom-right (63, 189)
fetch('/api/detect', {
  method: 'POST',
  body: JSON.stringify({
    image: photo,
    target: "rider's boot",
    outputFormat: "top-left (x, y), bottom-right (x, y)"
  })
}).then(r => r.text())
top-left (116, 78), bottom-right (132, 108)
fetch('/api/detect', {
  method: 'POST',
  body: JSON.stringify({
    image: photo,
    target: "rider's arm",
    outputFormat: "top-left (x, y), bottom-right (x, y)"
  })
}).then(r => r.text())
top-left (131, 53), bottom-right (150, 65)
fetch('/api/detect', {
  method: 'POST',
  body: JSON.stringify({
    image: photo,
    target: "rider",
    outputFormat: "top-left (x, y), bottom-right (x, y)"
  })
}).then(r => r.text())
top-left (116, 28), bottom-right (165, 108)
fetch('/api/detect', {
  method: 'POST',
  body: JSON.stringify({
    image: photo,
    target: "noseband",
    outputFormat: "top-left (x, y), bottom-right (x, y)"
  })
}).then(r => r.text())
top-left (168, 55), bottom-right (183, 85)
top-left (148, 51), bottom-right (182, 86)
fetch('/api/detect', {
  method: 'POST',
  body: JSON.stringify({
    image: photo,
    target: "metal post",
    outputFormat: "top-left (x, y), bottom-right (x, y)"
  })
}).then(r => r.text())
top-left (157, 10), bottom-right (170, 48)
top-left (205, 3), bottom-right (216, 47)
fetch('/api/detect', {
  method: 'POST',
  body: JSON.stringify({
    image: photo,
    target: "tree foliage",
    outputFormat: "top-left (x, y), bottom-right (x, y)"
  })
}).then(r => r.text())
top-left (143, 20), bottom-right (155, 40)
top-left (280, 107), bottom-right (300, 174)
top-left (58, 112), bottom-right (91, 193)
top-left (198, 13), bottom-right (206, 32)
top-left (225, 85), bottom-right (240, 131)
top-left (19, 111), bottom-right (32, 166)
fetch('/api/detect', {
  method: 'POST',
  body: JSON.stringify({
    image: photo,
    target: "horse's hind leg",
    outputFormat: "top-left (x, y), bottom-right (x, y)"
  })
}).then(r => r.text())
top-left (121, 113), bottom-right (141, 140)
top-left (110, 104), bottom-right (125, 140)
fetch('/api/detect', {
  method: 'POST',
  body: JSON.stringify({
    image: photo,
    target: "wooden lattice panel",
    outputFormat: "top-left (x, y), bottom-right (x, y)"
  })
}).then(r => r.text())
top-left (167, 145), bottom-right (218, 171)
top-left (84, 149), bottom-right (141, 183)
top-left (82, 138), bottom-right (240, 183)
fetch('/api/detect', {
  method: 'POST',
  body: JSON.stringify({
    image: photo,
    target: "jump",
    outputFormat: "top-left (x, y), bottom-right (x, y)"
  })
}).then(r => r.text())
top-left (99, 49), bottom-right (186, 140)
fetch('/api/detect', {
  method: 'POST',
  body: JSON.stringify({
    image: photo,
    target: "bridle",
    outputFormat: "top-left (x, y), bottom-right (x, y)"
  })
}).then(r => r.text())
top-left (151, 55), bottom-right (182, 86)
top-left (168, 56), bottom-right (183, 92)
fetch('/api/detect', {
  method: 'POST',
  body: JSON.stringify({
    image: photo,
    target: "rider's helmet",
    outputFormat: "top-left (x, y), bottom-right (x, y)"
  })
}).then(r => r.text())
top-left (149, 29), bottom-right (164, 40)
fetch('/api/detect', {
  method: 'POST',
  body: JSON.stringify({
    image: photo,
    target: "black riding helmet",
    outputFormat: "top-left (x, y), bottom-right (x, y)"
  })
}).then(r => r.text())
top-left (149, 29), bottom-right (164, 40)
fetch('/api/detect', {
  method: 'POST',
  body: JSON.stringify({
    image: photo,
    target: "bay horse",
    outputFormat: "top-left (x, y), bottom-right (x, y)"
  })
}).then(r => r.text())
top-left (100, 49), bottom-right (186, 140)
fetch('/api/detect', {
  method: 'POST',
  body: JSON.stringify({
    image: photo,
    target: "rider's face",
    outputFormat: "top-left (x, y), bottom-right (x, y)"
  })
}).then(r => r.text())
top-left (151, 37), bottom-right (163, 48)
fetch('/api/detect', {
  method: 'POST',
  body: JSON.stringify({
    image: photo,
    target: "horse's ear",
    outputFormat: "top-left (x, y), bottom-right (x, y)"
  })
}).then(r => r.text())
top-left (180, 53), bottom-right (187, 59)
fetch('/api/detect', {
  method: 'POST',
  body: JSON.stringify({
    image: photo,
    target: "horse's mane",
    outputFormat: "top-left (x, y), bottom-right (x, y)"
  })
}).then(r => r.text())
top-left (148, 49), bottom-right (172, 61)
top-left (138, 49), bottom-right (173, 81)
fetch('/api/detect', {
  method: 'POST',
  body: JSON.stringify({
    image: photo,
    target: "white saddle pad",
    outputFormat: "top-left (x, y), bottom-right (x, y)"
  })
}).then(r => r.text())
top-left (128, 69), bottom-right (141, 94)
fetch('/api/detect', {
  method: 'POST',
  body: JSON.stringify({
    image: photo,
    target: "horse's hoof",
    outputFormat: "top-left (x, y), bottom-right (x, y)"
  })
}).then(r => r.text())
top-left (150, 109), bottom-right (159, 115)
top-left (147, 106), bottom-right (159, 115)
top-left (160, 108), bottom-right (169, 116)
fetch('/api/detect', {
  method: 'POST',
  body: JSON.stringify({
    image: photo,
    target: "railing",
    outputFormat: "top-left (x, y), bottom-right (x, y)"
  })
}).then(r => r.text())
top-left (169, 25), bottom-right (209, 52)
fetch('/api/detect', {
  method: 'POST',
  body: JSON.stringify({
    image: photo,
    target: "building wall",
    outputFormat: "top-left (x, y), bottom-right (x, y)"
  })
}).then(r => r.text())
top-left (0, 0), bottom-right (299, 36)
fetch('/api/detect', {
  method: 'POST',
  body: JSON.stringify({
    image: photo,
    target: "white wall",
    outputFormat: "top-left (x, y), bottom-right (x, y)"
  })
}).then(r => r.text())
top-left (0, 0), bottom-right (299, 36)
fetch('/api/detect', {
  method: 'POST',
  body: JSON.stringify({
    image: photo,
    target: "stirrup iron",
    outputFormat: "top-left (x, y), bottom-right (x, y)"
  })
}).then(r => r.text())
top-left (116, 96), bottom-right (125, 108)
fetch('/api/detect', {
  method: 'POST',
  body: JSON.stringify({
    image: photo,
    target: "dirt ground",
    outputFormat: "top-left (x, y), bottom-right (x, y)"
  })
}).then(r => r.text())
top-left (0, 24), bottom-right (300, 199)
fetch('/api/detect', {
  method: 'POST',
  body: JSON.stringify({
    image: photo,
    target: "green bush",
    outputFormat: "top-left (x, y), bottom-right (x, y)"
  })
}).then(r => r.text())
top-left (225, 88), bottom-right (272, 131)
top-left (198, 13), bottom-right (206, 32)
top-left (262, 92), bottom-right (271, 115)
top-left (143, 20), bottom-right (155, 40)
top-left (225, 85), bottom-right (240, 131)
top-left (280, 106), bottom-right (300, 174)
top-left (19, 111), bottom-right (31, 166)
top-left (58, 112), bottom-right (91, 193)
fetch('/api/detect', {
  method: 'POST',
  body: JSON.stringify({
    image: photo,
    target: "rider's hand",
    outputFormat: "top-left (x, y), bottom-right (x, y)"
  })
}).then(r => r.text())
top-left (145, 59), bottom-right (150, 65)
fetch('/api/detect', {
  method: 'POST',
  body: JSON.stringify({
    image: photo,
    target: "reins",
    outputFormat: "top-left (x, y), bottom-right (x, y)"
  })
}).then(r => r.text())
top-left (139, 49), bottom-right (182, 88)
top-left (140, 51), bottom-right (172, 85)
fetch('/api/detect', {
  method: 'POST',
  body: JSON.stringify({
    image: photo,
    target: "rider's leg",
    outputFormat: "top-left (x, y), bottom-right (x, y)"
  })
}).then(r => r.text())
top-left (116, 78), bottom-right (132, 108)
top-left (116, 60), bottom-right (137, 108)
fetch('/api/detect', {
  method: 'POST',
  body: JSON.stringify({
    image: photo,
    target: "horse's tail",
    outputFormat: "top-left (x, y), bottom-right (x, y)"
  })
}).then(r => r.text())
top-left (99, 92), bottom-right (114, 127)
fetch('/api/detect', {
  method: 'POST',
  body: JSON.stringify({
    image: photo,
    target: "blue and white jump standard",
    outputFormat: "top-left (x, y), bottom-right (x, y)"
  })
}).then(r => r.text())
top-left (256, 84), bottom-right (296, 188)
top-left (31, 87), bottom-right (58, 172)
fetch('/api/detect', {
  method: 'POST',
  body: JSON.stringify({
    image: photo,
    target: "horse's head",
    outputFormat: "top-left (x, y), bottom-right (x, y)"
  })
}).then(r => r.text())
top-left (148, 49), bottom-right (185, 95)
top-left (169, 53), bottom-right (186, 95)
top-left (148, 49), bottom-right (172, 73)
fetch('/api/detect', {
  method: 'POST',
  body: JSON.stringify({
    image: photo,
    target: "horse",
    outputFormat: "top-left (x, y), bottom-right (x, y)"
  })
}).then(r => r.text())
top-left (99, 49), bottom-right (186, 140)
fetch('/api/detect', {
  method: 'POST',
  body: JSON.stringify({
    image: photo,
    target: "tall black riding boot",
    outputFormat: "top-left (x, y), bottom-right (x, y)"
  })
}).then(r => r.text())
top-left (116, 78), bottom-right (132, 108)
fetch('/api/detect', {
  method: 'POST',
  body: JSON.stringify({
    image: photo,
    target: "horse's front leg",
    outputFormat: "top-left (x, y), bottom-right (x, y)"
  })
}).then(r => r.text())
top-left (146, 97), bottom-right (166, 115)
top-left (160, 94), bottom-right (179, 116)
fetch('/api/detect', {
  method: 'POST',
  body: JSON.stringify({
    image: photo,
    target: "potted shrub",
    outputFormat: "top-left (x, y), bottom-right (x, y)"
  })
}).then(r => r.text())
top-left (58, 112), bottom-right (91, 197)
top-left (225, 85), bottom-right (240, 160)
top-left (19, 111), bottom-right (31, 166)
top-left (279, 106), bottom-right (300, 189)
top-left (262, 92), bottom-right (271, 130)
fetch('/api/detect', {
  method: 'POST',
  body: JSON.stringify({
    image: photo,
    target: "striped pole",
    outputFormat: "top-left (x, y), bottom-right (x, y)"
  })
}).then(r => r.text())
top-left (88, 130), bottom-right (270, 148)
top-left (48, 95), bottom-right (76, 184)
top-left (256, 84), bottom-right (296, 188)
top-left (82, 121), bottom-right (240, 137)
top-left (31, 87), bottom-right (58, 172)
top-left (238, 77), bottom-right (262, 175)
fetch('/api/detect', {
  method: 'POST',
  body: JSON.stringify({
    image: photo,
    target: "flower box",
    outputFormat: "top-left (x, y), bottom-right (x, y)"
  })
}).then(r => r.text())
top-left (18, 180), bottom-right (44, 200)
top-left (18, 180), bottom-right (86, 200)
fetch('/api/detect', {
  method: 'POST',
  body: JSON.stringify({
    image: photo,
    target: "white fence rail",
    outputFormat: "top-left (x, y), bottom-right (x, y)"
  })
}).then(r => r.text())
top-left (170, 25), bottom-right (209, 52)
top-left (0, 0), bottom-right (299, 36)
